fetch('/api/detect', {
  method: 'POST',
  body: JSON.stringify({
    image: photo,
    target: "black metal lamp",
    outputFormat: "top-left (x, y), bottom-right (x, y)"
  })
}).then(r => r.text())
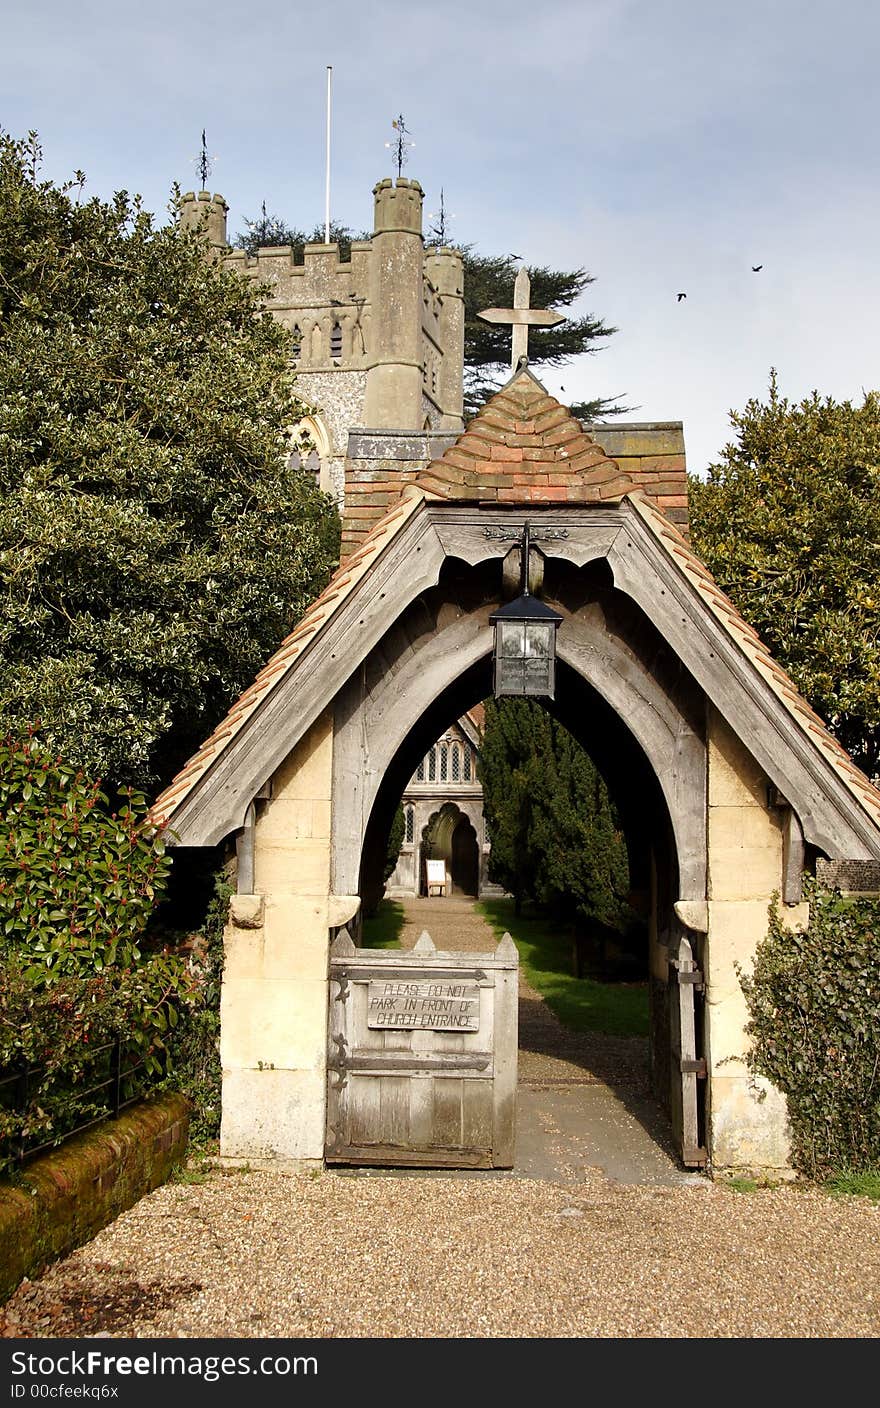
top-left (489, 523), bottom-right (563, 699)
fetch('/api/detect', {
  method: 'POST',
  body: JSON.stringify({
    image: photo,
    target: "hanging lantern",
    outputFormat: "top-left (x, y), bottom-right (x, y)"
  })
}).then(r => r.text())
top-left (490, 593), bottom-right (562, 698)
top-left (489, 522), bottom-right (562, 699)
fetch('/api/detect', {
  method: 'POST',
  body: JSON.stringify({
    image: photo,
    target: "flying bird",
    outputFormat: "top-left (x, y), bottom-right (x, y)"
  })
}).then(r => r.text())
top-left (676, 292), bottom-right (687, 302)
top-left (752, 264), bottom-right (763, 272)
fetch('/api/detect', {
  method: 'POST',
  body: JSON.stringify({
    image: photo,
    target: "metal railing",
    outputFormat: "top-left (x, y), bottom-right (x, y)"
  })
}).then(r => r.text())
top-left (0, 1038), bottom-right (153, 1169)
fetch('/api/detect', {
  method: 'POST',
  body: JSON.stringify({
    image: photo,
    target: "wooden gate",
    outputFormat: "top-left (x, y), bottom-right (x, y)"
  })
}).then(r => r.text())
top-left (669, 931), bottom-right (707, 1167)
top-left (325, 928), bottom-right (518, 1168)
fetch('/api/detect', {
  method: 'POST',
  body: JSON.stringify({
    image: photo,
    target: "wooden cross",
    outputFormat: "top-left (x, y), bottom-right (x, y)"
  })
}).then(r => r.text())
top-left (478, 267), bottom-right (565, 371)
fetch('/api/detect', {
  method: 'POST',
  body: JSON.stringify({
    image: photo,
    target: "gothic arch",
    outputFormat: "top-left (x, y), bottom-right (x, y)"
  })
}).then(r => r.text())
top-left (153, 493), bottom-right (880, 1174)
top-left (287, 412), bottom-right (334, 494)
top-left (334, 586), bottom-right (703, 905)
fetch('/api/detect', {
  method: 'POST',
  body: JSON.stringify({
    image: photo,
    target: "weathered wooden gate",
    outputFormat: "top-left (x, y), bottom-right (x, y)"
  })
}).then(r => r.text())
top-left (325, 928), bottom-right (518, 1168)
top-left (669, 932), bottom-right (707, 1167)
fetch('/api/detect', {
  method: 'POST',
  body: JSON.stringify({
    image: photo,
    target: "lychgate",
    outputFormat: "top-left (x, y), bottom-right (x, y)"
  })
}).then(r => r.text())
top-left (152, 368), bottom-right (880, 1178)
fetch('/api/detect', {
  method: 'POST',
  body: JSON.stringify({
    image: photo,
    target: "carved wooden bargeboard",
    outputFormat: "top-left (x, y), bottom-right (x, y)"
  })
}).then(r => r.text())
top-left (326, 929), bottom-right (518, 1167)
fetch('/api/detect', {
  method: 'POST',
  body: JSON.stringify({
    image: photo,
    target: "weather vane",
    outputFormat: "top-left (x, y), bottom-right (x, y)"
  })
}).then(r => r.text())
top-left (426, 187), bottom-right (456, 245)
top-left (193, 129), bottom-right (217, 190)
top-left (385, 114), bottom-right (414, 178)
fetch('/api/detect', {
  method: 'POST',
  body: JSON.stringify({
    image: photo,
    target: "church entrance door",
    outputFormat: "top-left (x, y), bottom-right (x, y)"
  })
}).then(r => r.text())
top-left (450, 815), bottom-right (479, 896)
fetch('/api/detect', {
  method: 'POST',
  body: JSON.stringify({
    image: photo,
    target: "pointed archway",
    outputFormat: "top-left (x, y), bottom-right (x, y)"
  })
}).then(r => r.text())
top-left (151, 370), bottom-right (880, 1175)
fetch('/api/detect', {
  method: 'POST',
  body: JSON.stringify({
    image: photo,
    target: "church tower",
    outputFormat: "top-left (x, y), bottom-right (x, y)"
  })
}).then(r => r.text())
top-left (178, 176), bottom-right (465, 558)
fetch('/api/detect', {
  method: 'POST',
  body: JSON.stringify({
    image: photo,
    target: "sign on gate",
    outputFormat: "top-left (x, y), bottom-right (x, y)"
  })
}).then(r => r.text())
top-left (367, 979), bottom-right (481, 1031)
top-left (326, 928), bottom-right (519, 1168)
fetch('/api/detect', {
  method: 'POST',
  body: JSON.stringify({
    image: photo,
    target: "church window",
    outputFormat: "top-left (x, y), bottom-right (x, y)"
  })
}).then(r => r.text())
top-left (405, 805), bottom-right (414, 844)
top-left (439, 743), bottom-right (448, 782)
top-left (451, 744), bottom-right (460, 782)
top-left (428, 748), bottom-right (436, 782)
top-left (292, 324), bottom-right (302, 360)
top-left (463, 747), bottom-right (472, 781)
top-left (416, 759), bottom-right (424, 782)
top-left (330, 321), bottom-right (343, 359)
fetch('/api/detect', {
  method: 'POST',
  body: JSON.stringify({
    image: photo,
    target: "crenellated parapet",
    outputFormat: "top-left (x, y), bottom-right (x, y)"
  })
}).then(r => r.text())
top-left (178, 175), bottom-right (465, 535)
top-left (423, 247), bottom-right (464, 430)
top-left (223, 240), bottom-right (373, 373)
top-left (178, 191), bottom-right (229, 255)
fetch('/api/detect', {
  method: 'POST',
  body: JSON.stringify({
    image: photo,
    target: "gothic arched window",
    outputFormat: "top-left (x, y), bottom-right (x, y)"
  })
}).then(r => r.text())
top-left (439, 743), bottom-right (448, 782)
top-left (416, 758), bottom-right (424, 782)
top-left (428, 748), bottom-right (436, 782)
top-left (451, 744), bottom-right (460, 782)
top-left (405, 805), bottom-right (414, 843)
top-left (463, 747), bottom-right (473, 781)
top-left (292, 324), bottom-right (302, 360)
top-left (330, 321), bottom-right (343, 359)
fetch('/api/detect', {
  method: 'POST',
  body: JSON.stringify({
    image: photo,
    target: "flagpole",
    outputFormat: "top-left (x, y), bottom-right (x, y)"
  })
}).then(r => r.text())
top-left (324, 65), bottom-right (332, 244)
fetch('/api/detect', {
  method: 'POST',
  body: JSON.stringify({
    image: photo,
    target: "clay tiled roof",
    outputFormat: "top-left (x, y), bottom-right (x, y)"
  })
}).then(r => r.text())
top-left (466, 703), bottom-right (486, 733)
top-left (627, 493), bottom-right (880, 829)
top-left (149, 488), bottom-right (427, 830)
top-left (150, 367), bottom-right (880, 844)
top-left (417, 368), bottom-right (635, 504)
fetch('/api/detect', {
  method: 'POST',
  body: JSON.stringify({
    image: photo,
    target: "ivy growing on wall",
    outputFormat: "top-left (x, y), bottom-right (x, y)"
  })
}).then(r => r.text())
top-left (739, 881), bottom-right (880, 1178)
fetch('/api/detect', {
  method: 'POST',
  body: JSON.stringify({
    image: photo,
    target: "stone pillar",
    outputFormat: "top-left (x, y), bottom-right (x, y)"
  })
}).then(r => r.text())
top-left (703, 708), bottom-right (808, 1175)
top-left (424, 246), bottom-right (465, 430)
top-left (362, 178), bottom-right (425, 429)
top-left (219, 711), bottom-right (334, 1166)
top-left (178, 191), bottom-right (229, 253)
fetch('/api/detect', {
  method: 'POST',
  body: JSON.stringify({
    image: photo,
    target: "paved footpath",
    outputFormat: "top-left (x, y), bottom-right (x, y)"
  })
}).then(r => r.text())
top-left (396, 896), bottom-right (691, 1187)
top-left (2, 898), bottom-right (879, 1338)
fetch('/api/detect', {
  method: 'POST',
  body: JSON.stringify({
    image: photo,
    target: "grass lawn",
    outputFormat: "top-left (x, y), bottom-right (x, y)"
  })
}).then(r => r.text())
top-left (477, 897), bottom-right (649, 1038)
top-left (361, 898), bottom-right (405, 949)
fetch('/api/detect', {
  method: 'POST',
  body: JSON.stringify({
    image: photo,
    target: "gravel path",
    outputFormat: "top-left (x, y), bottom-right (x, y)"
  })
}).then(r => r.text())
top-left (2, 1170), bottom-right (879, 1338)
top-left (2, 897), bottom-right (879, 1339)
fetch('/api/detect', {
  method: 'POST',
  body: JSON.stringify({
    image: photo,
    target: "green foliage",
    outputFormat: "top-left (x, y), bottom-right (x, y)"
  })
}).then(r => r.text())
top-left (0, 731), bottom-right (191, 1167)
top-left (0, 731), bottom-right (171, 976)
top-left (478, 700), bottom-right (631, 930)
top-left (825, 1171), bottom-right (880, 1201)
top-left (361, 898), bottom-right (405, 951)
top-left (384, 803), bottom-right (405, 883)
top-left (689, 373), bottom-right (880, 777)
top-left (234, 210), bottom-right (368, 262)
top-left (478, 898), bottom-right (648, 1037)
top-left (739, 882), bottom-right (880, 1178)
top-left (455, 247), bottom-right (627, 420)
top-left (722, 1177), bottom-right (762, 1193)
top-left (0, 954), bottom-right (188, 1168)
top-left (0, 131), bottom-right (340, 793)
top-left (162, 868), bottom-right (231, 1146)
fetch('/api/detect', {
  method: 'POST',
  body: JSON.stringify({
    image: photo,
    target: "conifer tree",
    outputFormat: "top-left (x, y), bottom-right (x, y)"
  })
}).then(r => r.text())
top-left (478, 700), bottom-right (630, 927)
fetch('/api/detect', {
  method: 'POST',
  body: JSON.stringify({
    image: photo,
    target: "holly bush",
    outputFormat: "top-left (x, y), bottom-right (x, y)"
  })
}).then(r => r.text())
top-left (739, 881), bottom-right (880, 1178)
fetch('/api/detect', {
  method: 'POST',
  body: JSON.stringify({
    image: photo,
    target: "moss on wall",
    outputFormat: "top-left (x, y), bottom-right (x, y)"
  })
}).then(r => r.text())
top-left (0, 1093), bottom-right (189, 1302)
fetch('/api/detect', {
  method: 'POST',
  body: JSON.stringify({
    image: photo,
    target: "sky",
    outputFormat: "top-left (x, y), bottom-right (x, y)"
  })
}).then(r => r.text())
top-left (3, 0), bottom-right (878, 475)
